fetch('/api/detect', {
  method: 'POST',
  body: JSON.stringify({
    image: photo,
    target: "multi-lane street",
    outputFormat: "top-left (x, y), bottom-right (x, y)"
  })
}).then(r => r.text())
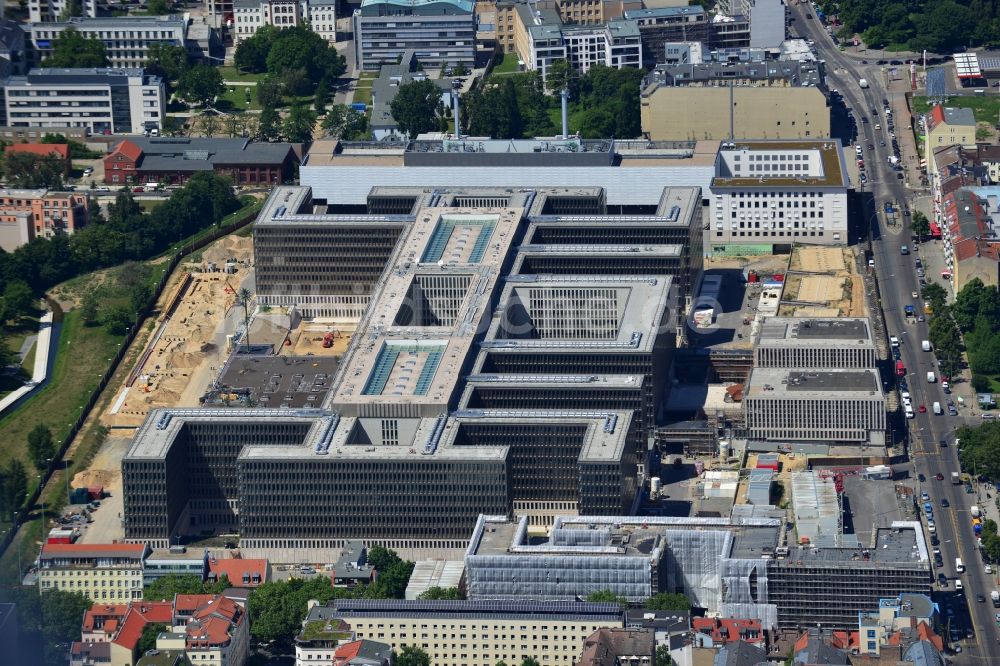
top-left (788, 3), bottom-right (1000, 659)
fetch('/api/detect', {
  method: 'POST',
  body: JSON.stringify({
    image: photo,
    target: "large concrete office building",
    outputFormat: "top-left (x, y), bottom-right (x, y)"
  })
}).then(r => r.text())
top-left (124, 183), bottom-right (703, 552)
top-left (352, 0), bottom-right (475, 71)
top-left (709, 140), bottom-right (850, 253)
top-left (3, 68), bottom-right (164, 135)
top-left (300, 137), bottom-right (719, 207)
top-left (464, 515), bottom-right (931, 630)
top-left (743, 368), bottom-right (886, 445)
top-left (304, 599), bottom-right (625, 666)
top-left (28, 17), bottom-right (189, 68)
top-left (753, 318), bottom-right (877, 369)
top-left (640, 61), bottom-right (830, 142)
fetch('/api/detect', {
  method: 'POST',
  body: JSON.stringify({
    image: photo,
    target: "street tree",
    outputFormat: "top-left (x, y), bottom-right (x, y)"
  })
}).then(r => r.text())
top-left (390, 80), bottom-right (444, 139)
top-left (911, 210), bottom-right (931, 241)
top-left (314, 78), bottom-right (331, 114)
top-left (258, 108), bottom-right (280, 141)
top-left (585, 590), bottom-right (627, 605)
top-left (199, 112), bottom-right (221, 137)
top-left (257, 77), bottom-right (284, 109)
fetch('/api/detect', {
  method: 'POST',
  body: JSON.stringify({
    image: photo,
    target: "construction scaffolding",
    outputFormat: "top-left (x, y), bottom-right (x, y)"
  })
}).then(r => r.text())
top-left (791, 471), bottom-right (843, 547)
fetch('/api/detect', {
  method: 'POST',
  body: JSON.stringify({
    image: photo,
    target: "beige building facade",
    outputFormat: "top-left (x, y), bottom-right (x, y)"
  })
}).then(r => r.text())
top-left (317, 600), bottom-right (624, 666)
top-left (38, 543), bottom-right (148, 603)
top-left (641, 86), bottom-right (830, 141)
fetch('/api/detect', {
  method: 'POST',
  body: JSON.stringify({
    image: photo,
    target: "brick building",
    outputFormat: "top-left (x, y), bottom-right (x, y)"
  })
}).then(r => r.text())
top-left (0, 187), bottom-right (89, 250)
top-left (104, 137), bottom-right (298, 186)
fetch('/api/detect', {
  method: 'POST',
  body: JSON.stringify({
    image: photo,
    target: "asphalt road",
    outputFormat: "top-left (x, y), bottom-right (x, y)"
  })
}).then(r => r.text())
top-left (789, 4), bottom-right (1000, 660)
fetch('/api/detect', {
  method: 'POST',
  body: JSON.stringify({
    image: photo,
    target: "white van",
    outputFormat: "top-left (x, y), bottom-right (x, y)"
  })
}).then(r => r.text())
top-left (956, 558), bottom-right (965, 573)
top-left (922, 340), bottom-right (932, 352)
top-left (927, 372), bottom-right (936, 383)
top-left (905, 405), bottom-right (915, 419)
top-left (956, 579), bottom-right (964, 591)
top-left (890, 335), bottom-right (900, 347)
top-left (933, 402), bottom-right (943, 415)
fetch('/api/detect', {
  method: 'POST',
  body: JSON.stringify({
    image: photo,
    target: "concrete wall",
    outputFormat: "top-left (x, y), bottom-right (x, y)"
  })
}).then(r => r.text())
top-left (641, 86), bottom-right (830, 141)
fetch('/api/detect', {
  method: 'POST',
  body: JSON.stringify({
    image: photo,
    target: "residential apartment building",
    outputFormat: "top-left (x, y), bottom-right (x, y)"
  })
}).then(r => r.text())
top-left (499, 1), bottom-right (641, 74)
top-left (0, 187), bottom-right (89, 250)
top-left (232, 0), bottom-right (337, 44)
top-left (27, 16), bottom-right (217, 68)
top-left (624, 5), bottom-right (708, 64)
top-left (29, 0), bottom-right (96, 23)
top-left (939, 187), bottom-right (1000, 292)
top-left (156, 594), bottom-right (250, 666)
top-left (640, 61), bottom-right (828, 141)
top-left (4, 67), bottom-right (164, 135)
top-left (0, 19), bottom-right (27, 77)
top-left (38, 543), bottom-right (149, 603)
top-left (353, 0), bottom-right (475, 72)
top-left (709, 140), bottom-right (850, 252)
top-left (925, 106), bottom-right (976, 171)
top-left (305, 599), bottom-right (625, 666)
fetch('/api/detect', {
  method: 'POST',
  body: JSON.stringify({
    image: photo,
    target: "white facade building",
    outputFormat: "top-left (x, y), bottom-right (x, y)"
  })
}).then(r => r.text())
top-left (746, 0), bottom-right (785, 49)
top-left (233, 0), bottom-right (337, 44)
top-left (4, 67), bottom-right (164, 134)
top-left (28, 16), bottom-right (189, 68)
top-left (28, 0), bottom-right (96, 24)
top-left (710, 140), bottom-right (850, 248)
top-left (525, 13), bottom-right (642, 74)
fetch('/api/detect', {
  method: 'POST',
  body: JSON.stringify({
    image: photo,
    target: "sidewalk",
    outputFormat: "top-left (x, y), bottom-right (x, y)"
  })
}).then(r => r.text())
top-left (0, 310), bottom-right (55, 416)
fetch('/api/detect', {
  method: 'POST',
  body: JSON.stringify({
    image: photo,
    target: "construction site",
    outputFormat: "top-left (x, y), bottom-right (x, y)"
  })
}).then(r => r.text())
top-left (779, 246), bottom-right (867, 318)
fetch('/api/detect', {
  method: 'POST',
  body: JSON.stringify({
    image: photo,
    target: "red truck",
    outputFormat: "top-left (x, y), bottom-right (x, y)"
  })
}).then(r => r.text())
top-left (896, 360), bottom-right (906, 377)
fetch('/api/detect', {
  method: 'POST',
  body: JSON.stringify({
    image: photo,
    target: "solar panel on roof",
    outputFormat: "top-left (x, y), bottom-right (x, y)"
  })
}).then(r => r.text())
top-left (925, 69), bottom-right (946, 99)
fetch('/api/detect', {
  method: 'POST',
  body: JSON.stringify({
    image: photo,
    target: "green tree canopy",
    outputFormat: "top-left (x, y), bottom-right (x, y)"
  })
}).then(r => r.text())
top-left (417, 586), bottom-right (463, 600)
top-left (322, 104), bottom-right (369, 139)
top-left (234, 25), bottom-right (278, 72)
top-left (585, 590), bottom-right (628, 605)
top-left (2, 459), bottom-right (27, 514)
top-left (655, 644), bottom-right (672, 666)
top-left (27, 424), bottom-right (55, 472)
top-left (3, 280), bottom-right (36, 320)
top-left (145, 574), bottom-right (208, 601)
top-left (391, 80), bottom-right (445, 139)
top-left (258, 108), bottom-right (281, 141)
top-left (396, 645), bottom-right (431, 666)
top-left (911, 211), bottom-right (931, 240)
top-left (137, 622), bottom-right (168, 654)
top-left (145, 43), bottom-right (190, 82)
top-left (3, 152), bottom-right (65, 190)
top-left (42, 28), bottom-right (108, 68)
top-left (177, 64), bottom-right (225, 107)
top-left (281, 105), bottom-right (317, 143)
top-left (645, 592), bottom-right (691, 611)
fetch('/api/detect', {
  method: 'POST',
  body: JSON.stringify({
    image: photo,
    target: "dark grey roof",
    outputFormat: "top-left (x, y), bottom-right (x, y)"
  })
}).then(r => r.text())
top-left (312, 599), bottom-right (623, 622)
top-left (715, 641), bottom-right (768, 666)
top-left (645, 60), bottom-right (822, 89)
top-left (625, 608), bottom-right (690, 633)
top-left (0, 19), bottom-right (25, 53)
top-left (794, 631), bottom-right (848, 665)
top-left (352, 639), bottom-right (393, 664)
top-left (904, 640), bottom-right (945, 666)
top-left (129, 137), bottom-right (294, 171)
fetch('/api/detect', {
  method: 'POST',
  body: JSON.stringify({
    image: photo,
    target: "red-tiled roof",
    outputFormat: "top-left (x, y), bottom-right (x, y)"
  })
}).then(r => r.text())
top-left (208, 558), bottom-right (268, 587)
top-left (175, 594), bottom-right (213, 614)
top-left (109, 140), bottom-right (143, 162)
top-left (928, 105), bottom-right (946, 132)
top-left (692, 617), bottom-right (764, 644)
top-left (335, 640), bottom-right (364, 662)
top-left (82, 603), bottom-right (128, 632)
top-left (110, 601), bottom-right (173, 651)
top-left (5, 143), bottom-right (69, 160)
top-left (182, 595), bottom-right (243, 648)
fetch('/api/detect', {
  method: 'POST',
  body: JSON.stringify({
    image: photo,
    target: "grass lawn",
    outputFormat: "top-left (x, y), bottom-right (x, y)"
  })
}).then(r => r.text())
top-left (493, 52), bottom-right (521, 75)
top-left (546, 105), bottom-right (585, 135)
top-left (354, 85), bottom-right (373, 107)
top-left (217, 66), bottom-right (267, 83)
top-left (912, 95), bottom-right (1000, 124)
top-left (0, 309), bottom-right (121, 473)
top-left (217, 87), bottom-right (261, 112)
top-left (358, 71), bottom-right (379, 81)
top-left (137, 199), bottom-right (164, 213)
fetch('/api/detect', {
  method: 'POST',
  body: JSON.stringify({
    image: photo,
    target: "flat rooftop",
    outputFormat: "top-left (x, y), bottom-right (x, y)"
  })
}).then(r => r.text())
top-left (757, 317), bottom-right (872, 344)
top-left (712, 140), bottom-right (846, 189)
top-left (314, 598), bottom-right (625, 623)
top-left (772, 523), bottom-right (927, 568)
top-left (470, 515), bottom-right (665, 559)
top-left (213, 355), bottom-right (340, 409)
top-left (329, 207), bottom-right (523, 412)
top-left (746, 368), bottom-right (882, 398)
top-left (480, 275), bottom-right (672, 355)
